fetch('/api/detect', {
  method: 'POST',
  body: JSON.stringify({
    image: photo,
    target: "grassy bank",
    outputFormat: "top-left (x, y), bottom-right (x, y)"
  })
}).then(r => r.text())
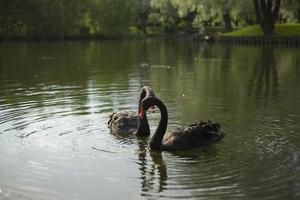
top-left (222, 24), bottom-right (300, 36)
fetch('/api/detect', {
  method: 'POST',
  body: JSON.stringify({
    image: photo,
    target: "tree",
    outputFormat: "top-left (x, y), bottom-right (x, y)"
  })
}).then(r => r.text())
top-left (233, 0), bottom-right (256, 26)
top-left (199, 0), bottom-right (237, 32)
top-left (0, 0), bottom-right (136, 39)
top-left (171, 0), bottom-right (200, 33)
top-left (220, 0), bottom-right (234, 31)
top-left (151, 0), bottom-right (180, 33)
top-left (0, 0), bottom-right (89, 39)
top-left (136, 0), bottom-right (150, 35)
top-left (89, 0), bottom-right (136, 37)
top-left (282, 0), bottom-right (300, 22)
top-left (0, 0), bottom-right (27, 39)
top-left (253, 0), bottom-right (281, 35)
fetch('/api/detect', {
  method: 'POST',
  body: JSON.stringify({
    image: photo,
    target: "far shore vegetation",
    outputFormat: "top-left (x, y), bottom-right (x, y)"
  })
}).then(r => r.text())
top-left (0, 0), bottom-right (300, 40)
top-left (222, 24), bottom-right (300, 36)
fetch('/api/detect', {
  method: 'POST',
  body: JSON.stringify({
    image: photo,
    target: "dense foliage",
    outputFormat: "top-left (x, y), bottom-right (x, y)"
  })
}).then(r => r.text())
top-left (0, 0), bottom-right (299, 39)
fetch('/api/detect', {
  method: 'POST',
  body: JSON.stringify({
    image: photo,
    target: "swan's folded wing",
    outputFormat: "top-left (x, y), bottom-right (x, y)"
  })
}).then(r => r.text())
top-left (162, 122), bottom-right (222, 150)
top-left (108, 111), bottom-right (138, 134)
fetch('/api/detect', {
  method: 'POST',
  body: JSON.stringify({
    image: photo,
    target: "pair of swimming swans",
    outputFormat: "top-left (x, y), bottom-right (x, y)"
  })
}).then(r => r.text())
top-left (108, 86), bottom-right (224, 151)
top-left (108, 86), bottom-right (155, 136)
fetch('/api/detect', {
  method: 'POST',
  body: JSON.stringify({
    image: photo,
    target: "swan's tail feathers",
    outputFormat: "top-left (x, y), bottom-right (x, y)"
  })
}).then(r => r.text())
top-left (107, 112), bottom-right (116, 127)
top-left (187, 120), bottom-right (225, 140)
top-left (188, 120), bottom-right (221, 130)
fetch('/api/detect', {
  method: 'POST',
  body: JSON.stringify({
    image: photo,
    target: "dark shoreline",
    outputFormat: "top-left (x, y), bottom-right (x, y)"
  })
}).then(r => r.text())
top-left (0, 32), bottom-right (182, 42)
top-left (217, 35), bottom-right (300, 45)
top-left (1, 34), bottom-right (300, 46)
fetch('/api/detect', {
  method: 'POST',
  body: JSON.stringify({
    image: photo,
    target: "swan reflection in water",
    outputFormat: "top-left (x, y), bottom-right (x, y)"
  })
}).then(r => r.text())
top-left (136, 138), bottom-right (167, 194)
top-left (136, 137), bottom-right (222, 198)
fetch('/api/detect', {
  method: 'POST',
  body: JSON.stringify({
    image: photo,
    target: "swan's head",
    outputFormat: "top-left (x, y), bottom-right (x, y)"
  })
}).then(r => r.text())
top-left (141, 86), bottom-right (156, 98)
top-left (138, 86), bottom-right (156, 114)
top-left (140, 86), bottom-right (156, 102)
top-left (139, 96), bottom-right (160, 118)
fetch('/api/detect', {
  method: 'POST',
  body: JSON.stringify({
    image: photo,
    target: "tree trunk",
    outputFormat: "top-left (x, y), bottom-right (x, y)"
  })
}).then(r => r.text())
top-left (183, 10), bottom-right (197, 34)
top-left (297, 9), bottom-right (300, 23)
top-left (253, 0), bottom-right (281, 35)
top-left (137, 0), bottom-right (150, 35)
top-left (138, 12), bottom-right (148, 35)
top-left (223, 12), bottom-right (232, 32)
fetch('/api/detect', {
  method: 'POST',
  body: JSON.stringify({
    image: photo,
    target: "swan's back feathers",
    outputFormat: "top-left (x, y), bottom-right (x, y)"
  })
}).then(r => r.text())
top-left (108, 111), bottom-right (138, 134)
top-left (162, 121), bottom-right (223, 150)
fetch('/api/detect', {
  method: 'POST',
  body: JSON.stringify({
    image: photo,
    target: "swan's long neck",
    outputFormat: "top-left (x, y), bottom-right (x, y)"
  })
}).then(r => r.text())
top-left (135, 87), bottom-right (154, 136)
top-left (150, 98), bottom-right (168, 150)
top-left (135, 114), bottom-right (150, 136)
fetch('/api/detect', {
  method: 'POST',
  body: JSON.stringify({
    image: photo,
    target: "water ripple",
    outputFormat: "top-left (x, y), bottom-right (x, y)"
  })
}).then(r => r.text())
top-left (1, 41), bottom-right (300, 200)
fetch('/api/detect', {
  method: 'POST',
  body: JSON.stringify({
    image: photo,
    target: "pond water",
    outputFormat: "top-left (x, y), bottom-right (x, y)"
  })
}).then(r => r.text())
top-left (0, 39), bottom-right (299, 200)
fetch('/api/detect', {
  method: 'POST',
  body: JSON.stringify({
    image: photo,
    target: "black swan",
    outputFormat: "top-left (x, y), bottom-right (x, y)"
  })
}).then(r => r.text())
top-left (139, 96), bottom-right (224, 151)
top-left (108, 86), bottom-right (155, 136)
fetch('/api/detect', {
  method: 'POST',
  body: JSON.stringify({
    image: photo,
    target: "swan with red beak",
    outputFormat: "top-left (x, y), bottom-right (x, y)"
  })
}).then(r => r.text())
top-left (139, 96), bottom-right (224, 151)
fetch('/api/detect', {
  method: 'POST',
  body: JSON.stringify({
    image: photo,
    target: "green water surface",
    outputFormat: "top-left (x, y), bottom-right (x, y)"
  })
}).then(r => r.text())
top-left (0, 39), bottom-right (299, 200)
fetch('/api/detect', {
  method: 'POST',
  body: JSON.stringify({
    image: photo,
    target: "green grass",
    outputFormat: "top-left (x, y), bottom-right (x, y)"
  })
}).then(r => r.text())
top-left (275, 24), bottom-right (300, 36)
top-left (222, 25), bottom-right (263, 36)
top-left (146, 26), bottom-right (165, 35)
top-left (128, 26), bottom-right (165, 37)
top-left (206, 26), bottom-right (224, 34)
top-left (222, 24), bottom-right (300, 36)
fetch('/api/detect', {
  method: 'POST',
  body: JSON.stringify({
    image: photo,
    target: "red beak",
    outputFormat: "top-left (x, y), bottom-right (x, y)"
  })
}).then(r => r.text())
top-left (139, 106), bottom-right (145, 118)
